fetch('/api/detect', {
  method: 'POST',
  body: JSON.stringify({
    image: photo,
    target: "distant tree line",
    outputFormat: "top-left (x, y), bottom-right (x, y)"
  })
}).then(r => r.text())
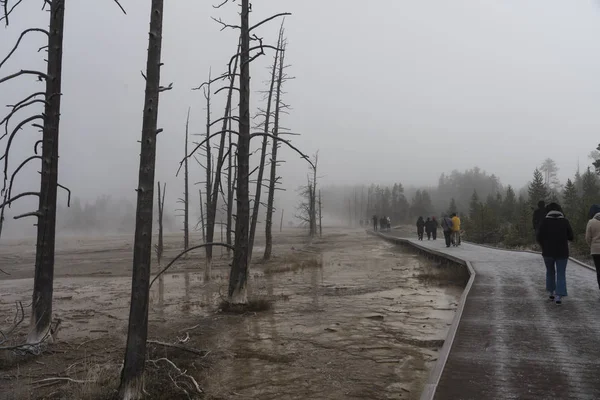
top-left (322, 152), bottom-right (600, 257)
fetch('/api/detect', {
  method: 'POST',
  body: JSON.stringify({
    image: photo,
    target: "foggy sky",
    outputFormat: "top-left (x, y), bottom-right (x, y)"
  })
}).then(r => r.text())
top-left (2, 0), bottom-right (600, 232)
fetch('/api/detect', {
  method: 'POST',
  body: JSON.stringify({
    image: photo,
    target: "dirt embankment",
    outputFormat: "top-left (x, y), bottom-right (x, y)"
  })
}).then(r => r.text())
top-left (0, 229), bottom-right (465, 399)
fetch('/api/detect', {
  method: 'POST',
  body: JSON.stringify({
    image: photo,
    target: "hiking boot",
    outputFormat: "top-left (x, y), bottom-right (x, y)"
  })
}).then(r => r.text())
top-left (549, 291), bottom-right (555, 301)
top-left (555, 295), bottom-right (562, 305)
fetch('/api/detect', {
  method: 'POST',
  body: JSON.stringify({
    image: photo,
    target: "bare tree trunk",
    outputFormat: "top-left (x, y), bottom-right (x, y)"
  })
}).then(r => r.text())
top-left (354, 188), bottom-right (357, 227)
top-left (319, 190), bottom-right (322, 237)
top-left (203, 79), bottom-right (213, 280)
top-left (119, 1), bottom-right (164, 397)
top-left (226, 125), bottom-right (233, 255)
top-left (310, 154), bottom-right (318, 236)
top-left (280, 208), bottom-right (284, 232)
top-left (27, 0), bottom-right (65, 345)
top-left (156, 182), bottom-right (166, 266)
top-left (199, 189), bottom-right (206, 242)
top-left (228, 0), bottom-right (250, 304)
top-left (183, 108), bottom-right (190, 251)
top-left (248, 39), bottom-right (280, 262)
top-left (263, 31), bottom-right (286, 260)
top-left (206, 45), bottom-right (239, 279)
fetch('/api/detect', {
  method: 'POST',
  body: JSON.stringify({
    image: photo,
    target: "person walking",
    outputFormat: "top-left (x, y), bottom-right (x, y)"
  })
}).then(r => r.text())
top-left (586, 209), bottom-right (600, 292)
top-left (416, 216), bottom-right (425, 240)
top-left (441, 215), bottom-right (453, 247)
top-left (532, 200), bottom-right (546, 233)
top-left (372, 215), bottom-right (378, 232)
top-left (425, 217), bottom-right (432, 240)
top-left (431, 217), bottom-right (439, 240)
top-left (537, 202), bottom-right (574, 305)
top-left (451, 213), bottom-right (461, 246)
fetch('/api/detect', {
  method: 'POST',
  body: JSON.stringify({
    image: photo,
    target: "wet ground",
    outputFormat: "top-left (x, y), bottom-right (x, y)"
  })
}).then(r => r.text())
top-left (0, 229), bottom-right (464, 399)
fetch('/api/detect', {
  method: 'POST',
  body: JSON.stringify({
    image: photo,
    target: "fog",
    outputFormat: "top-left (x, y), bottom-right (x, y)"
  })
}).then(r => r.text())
top-left (2, 0), bottom-right (600, 237)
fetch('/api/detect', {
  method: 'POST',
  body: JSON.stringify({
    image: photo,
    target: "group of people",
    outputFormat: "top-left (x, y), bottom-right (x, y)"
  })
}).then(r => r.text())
top-left (372, 215), bottom-right (391, 232)
top-left (416, 214), bottom-right (461, 247)
top-left (533, 200), bottom-right (600, 305)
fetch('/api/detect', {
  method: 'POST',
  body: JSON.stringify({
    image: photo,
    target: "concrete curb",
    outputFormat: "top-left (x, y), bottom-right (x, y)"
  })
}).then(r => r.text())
top-left (366, 230), bottom-right (476, 400)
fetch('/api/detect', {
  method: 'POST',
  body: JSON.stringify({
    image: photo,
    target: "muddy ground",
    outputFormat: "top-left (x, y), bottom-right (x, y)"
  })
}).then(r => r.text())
top-left (0, 228), bottom-right (466, 399)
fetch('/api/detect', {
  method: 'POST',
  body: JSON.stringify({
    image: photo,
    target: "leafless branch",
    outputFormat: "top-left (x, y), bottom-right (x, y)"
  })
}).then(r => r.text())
top-left (4, 155), bottom-right (41, 199)
top-left (0, 191), bottom-right (40, 209)
top-left (249, 132), bottom-right (314, 168)
top-left (147, 340), bottom-right (208, 357)
top-left (113, 0), bottom-right (127, 14)
top-left (13, 211), bottom-right (42, 220)
top-left (191, 72), bottom-right (239, 91)
top-left (249, 13), bottom-right (291, 33)
top-left (211, 16), bottom-right (240, 31)
top-left (150, 242), bottom-right (234, 288)
top-left (176, 129), bottom-right (240, 176)
top-left (0, 28), bottom-right (49, 70)
top-left (159, 82), bottom-right (173, 92)
top-left (57, 183), bottom-right (71, 207)
top-left (1, 0), bottom-right (24, 26)
top-left (1, 115), bottom-right (44, 175)
top-left (0, 69), bottom-right (48, 85)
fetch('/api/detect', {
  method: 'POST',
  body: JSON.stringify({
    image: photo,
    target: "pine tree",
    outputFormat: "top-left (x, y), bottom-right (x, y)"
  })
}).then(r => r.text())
top-left (528, 168), bottom-right (548, 206)
top-left (502, 185), bottom-right (517, 221)
top-left (562, 179), bottom-right (579, 221)
top-left (469, 190), bottom-right (480, 220)
top-left (421, 190), bottom-right (434, 216)
top-left (447, 197), bottom-right (457, 215)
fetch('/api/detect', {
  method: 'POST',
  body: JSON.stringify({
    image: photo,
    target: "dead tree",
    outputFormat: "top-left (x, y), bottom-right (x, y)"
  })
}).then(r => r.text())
top-left (202, 78), bottom-right (213, 279)
top-left (177, 108), bottom-right (191, 251)
top-left (155, 182), bottom-right (166, 265)
top-left (248, 30), bottom-right (282, 262)
top-left (228, 0), bottom-right (252, 303)
top-left (263, 29), bottom-right (286, 260)
top-left (319, 189), bottom-right (322, 237)
top-left (198, 189), bottom-right (206, 242)
top-left (0, 0), bottom-right (69, 345)
top-left (295, 152), bottom-right (318, 237)
top-left (182, 1), bottom-right (303, 303)
top-left (119, 0), bottom-right (169, 397)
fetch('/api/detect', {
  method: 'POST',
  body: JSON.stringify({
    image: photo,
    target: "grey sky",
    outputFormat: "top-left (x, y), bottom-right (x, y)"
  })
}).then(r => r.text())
top-left (2, 0), bottom-right (600, 229)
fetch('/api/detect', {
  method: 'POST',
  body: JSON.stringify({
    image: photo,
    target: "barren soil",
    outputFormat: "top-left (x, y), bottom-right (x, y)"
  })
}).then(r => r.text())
top-left (0, 228), bottom-right (465, 399)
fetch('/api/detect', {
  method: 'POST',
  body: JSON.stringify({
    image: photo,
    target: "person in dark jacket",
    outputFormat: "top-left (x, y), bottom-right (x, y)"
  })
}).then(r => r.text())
top-left (416, 216), bottom-right (425, 240)
top-left (536, 202), bottom-right (574, 305)
top-left (372, 215), bottom-right (378, 232)
top-left (425, 217), bottom-right (432, 240)
top-left (532, 200), bottom-right (546, 232)
top-left (431, 217), bottom-right (439, 240)
top-left (441, 215), bottom-right (453, 247)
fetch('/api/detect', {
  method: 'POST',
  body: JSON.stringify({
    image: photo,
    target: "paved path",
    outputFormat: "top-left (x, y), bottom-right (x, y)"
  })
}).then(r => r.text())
top-left (379, 231), bottom-right (600, 400)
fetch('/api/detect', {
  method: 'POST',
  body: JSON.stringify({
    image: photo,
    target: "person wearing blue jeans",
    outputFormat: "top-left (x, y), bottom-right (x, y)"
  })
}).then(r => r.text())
top-left (536, 203), bottom-right (574, 305)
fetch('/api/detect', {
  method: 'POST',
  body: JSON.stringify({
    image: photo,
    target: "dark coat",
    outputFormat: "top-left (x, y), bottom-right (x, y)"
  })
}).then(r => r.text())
top-left (425, 219), bottom-right (432, 233)
top-left (416, 217), bottom-right (425, 232)
top-left (536, 211), bottom-right (574, 259)
top-left (532, 206), bottom-right (546, 231)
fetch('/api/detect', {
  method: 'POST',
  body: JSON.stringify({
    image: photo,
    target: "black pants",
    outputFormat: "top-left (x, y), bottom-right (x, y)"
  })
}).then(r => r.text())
top-left (432, 230), bottom-right (437, 240)
top-left (373, 223), bottom-right (377, 231)
top-left (426, 231), bottom-right (431, 240)
top-left (443, 230), bottom-right (451, 247)
top-left (592, 255), bottom-right (600, 289)
top-left (417, 229), bottom-right (424, 240)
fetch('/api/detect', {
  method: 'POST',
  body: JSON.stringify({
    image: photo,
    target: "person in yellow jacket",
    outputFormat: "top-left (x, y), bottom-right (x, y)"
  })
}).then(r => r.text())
top-left (451, 213), bottom-right (461, 246)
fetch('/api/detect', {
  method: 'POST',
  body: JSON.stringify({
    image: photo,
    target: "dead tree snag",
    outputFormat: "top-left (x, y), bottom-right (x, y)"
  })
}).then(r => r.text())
top-left (119, 1), bottom-right (166, 398)
top-left (248, 30), bottom-right (281, 262)
top-left (155, 182), bottom-right (166, 266)
top-left (263, 28), bottom-right (286, 260)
